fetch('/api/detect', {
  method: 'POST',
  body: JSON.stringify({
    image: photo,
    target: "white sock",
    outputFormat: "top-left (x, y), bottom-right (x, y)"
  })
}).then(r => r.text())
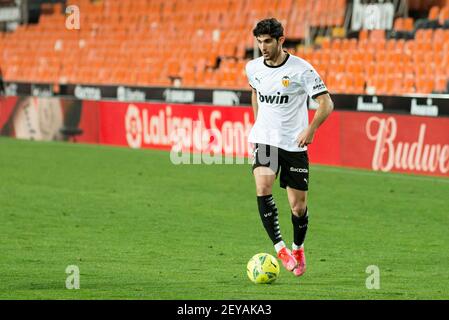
top-left (292, 242), bottom-right (304, 251)
top-left (274, 241), bottom-right (286, 253)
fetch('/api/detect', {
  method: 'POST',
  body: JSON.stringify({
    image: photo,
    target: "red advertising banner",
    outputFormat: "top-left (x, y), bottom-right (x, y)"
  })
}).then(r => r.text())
top-left (339, 112), bottom-right (449, 176)
top-left (94, 101), bottom-right (449, 177)
top-left (98, 102), bottom-right (255, 157)
top-left (307, 110), bottom-right (340, 166)
top-left (96, 101), bottom-right (341, 163)
top-left (0, 97), bottom-right (19, 131)
top-left (0, 96), bottom-right (84, 141)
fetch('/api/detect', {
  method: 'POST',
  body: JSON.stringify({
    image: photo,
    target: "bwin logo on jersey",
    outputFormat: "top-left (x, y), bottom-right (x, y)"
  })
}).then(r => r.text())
top-left (259, 92), bottom-right (289, 104)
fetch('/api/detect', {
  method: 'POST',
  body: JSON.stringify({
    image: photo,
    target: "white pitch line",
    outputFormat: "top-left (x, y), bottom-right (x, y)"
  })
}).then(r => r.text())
top-left (312, 165), bottom-right (449, 184)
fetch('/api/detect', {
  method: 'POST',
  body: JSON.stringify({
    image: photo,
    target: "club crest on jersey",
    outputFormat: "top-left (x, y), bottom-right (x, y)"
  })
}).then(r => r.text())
top-left (282, 76), bottom-right (290, 87)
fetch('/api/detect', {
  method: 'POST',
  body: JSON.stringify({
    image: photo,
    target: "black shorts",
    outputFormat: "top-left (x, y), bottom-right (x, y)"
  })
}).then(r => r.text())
top-left (252, 144), bottom-right (309, 191)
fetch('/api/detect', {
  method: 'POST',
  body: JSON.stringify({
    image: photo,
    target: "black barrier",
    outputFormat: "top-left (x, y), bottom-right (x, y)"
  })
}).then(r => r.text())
top-left (3, 81), bottom-right (449, 117)
top-left (320, 94), bottom-right (449, 117)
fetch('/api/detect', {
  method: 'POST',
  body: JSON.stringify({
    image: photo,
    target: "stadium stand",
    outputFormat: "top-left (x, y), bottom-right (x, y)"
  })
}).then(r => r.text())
top-left (0, 0), bottom-right (448, 95)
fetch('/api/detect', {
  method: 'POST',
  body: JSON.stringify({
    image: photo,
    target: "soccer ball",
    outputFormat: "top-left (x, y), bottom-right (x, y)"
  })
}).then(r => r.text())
top-left (246, 253), bottom-right (280, 284)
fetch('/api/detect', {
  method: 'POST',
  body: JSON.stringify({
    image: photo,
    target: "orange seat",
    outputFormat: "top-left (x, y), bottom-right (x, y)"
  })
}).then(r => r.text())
top-left (353, 73), bottom-right (366, 94)
top-left (403, 18), bottom-right (414, 31)
top-left (402, 75), bottom-right (415, 94)
top-left (439, 7), bottom-right (449, 25)
top-left (429, 6), bottom-right (440, 20)
top-left (415, 77), bottom-right (434, 94)
top-left (434, 75), bottom-right (448, 92)
top-left (394, 18), bottom-right (404, 31)
top-left (4, 0), bottom-right (442, 91)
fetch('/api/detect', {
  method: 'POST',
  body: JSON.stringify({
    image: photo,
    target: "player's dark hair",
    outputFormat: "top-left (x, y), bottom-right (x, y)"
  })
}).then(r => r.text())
top-left (253, 18), bottom-right (284, 39)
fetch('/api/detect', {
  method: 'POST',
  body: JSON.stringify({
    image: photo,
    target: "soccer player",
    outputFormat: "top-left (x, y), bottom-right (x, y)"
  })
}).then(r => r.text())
top-left (246, 18), bottom-right (334, 276)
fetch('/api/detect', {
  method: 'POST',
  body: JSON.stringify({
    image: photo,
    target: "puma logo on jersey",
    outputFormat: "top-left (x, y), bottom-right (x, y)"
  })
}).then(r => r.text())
top-left (259, 92), bottom-right (289, 104)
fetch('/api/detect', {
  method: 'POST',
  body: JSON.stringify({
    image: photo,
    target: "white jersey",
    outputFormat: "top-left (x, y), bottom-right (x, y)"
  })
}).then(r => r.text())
top-left (245, 53), bottom-right (328, 152)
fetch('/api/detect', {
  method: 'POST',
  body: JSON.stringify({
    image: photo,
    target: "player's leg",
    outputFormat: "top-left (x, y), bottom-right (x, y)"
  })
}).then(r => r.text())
top-left (287, 187), bottom-right (309, 248)
top-left (253, 144), bottom-right (296, 271)
top-left (287, 187), bottom-right (308, 276)
top-left (279, 149), bottom-right (309, 276)
top-left (254, 166), bottom-right (283, 247)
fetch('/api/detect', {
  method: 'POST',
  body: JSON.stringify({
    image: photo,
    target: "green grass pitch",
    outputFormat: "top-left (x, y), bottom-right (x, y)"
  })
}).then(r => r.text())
top-left (1, 137), bottom-right (448, 299)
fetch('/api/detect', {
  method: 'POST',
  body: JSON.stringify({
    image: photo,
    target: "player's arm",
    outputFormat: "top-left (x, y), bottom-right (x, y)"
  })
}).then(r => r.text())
top-left (297, 93), bottom-right (334, 148)
top-left (251, 88), bottom-right (258, 119)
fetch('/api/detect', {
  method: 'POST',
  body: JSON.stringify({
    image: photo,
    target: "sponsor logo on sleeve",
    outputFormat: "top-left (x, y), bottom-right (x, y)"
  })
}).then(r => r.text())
top-left (312, 77), bottom-right (326, 91)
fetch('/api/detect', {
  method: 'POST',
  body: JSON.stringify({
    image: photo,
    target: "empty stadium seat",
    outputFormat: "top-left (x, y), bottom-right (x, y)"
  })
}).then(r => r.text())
top-left (0, 0), bottom-right (448, 95)
top-left (0, 0), bottom-right (349, 90)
